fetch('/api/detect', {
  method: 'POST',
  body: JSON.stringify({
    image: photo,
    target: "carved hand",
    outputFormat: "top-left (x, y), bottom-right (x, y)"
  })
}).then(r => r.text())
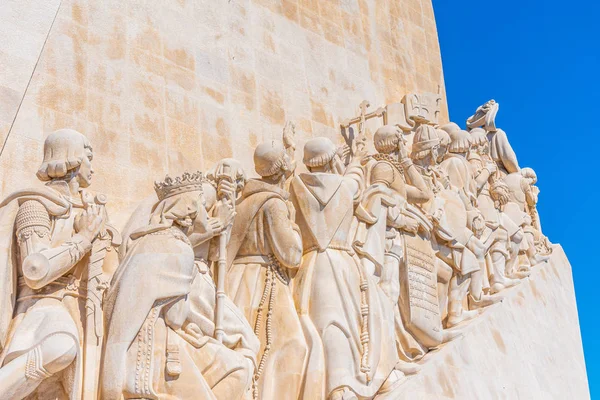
top-left (337, 144), bottom-right (351, 162)
top-left (485, 162), bottom-right (498, 175)
top-left (74, 204), bottom-right (105, 244)
top-left (401, 216), bottom-right (420, 234)
top-left (217, 179), bottom-right (236, 201)
top-left (396, 132), bottom-right (409, 160)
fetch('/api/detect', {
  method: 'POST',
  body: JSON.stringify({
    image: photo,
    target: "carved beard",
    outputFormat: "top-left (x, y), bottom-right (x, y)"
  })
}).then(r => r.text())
top-left (174, 216), bottom-right (194, 235)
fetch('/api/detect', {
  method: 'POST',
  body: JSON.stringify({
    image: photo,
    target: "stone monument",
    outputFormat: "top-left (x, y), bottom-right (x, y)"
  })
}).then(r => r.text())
top-left (0, 0), bottom-right (588, 399)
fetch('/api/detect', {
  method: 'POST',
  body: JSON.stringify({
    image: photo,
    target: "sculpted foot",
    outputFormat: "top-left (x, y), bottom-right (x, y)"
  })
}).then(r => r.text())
top-left (531, 254), bottom-right (550, 265)
top-left (329, 387), bottom-right (358, 400)
top-left (441, 327), bottom-right (464, 343)
top-left (446, 309), bottom-right (479, 328)
top-left (469, 293), bottom-right (503, 310)
top-left (490, 279), bottom-right (520, 294)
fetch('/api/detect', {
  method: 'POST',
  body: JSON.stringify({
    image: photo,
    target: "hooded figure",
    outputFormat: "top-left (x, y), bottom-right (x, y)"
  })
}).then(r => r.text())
top-left (224, 140), bottom-right (308, 400)
top-left (290, 137), bottom-right (402, 400)
top-left (100, 172), bottom-right (257, 400)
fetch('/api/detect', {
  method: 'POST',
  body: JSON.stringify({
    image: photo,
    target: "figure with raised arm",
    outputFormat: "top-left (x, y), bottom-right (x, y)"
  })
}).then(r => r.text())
top-left (224, 140), bottom-right (308, 400)
top-left (290, 137), bottom-right (402, 400)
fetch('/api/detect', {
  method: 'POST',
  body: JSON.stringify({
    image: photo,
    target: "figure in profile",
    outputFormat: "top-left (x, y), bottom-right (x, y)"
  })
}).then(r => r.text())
top-left (225, 140), bottom-right (307, 400)
top-left (0, 129), bottom-right (116, 400)
top-left (101, 171), bottom-right (257, 400)
top-left (290, 137), bottom-right (402, 400)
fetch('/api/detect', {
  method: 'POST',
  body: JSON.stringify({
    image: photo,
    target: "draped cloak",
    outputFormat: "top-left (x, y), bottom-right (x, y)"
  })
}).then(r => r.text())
top-left (290, 170), bottom-right (398, 399)
top-left (487, 129), bottom-right (520, 175)
top-left (0, 186), bottom-right (85, 400)
top-left (224, 179), bottom-right (307, 400)
top-left (101, 225), bottom-right (257, 400)
top-left (353, 184), bottom-right (427, 363)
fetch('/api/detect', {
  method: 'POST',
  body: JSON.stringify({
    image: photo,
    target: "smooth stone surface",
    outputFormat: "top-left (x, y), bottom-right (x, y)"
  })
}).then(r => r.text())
top-left (387, 245), bottom-right (589, 400)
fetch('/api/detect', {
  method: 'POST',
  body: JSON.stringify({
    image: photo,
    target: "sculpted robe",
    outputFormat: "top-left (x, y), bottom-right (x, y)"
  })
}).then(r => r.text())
top-left (225, 179), bottom-right (307, 400)
top-left (101, 224), bottom-right (257, 400)
top-left (487, 129), bottom-right (520, 175)
top-left (290, 168), bottom-right (399, 399)
top-left (0, 183), bottom-right (103, 400)
top-left (353, 183), bottom-right (428, 363)
top-left (440, 153), bottom-right (477, 203)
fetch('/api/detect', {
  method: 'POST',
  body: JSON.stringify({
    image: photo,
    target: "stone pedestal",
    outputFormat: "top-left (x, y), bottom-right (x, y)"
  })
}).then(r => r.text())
top-left (388, 245), bottom-right (590, 400)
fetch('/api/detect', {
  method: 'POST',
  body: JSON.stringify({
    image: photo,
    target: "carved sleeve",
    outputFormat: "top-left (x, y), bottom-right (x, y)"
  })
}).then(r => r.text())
top-left (263, 199), bottom-right (303, 269)
top-left (402, 160), bottom-right (433, 205)
top-left (16, 200), bottom-right (92, 290)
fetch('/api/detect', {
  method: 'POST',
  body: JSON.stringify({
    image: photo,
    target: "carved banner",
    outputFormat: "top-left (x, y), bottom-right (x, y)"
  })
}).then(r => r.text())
top-left (399, 232), bottom-right (443, 348)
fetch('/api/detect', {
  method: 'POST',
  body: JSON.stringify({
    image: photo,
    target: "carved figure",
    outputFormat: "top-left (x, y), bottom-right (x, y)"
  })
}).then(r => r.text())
top-left (467, 128), bottom-right (521, 293)
top-left (503, 168), bottom-right (552, 267)
top-left (466, 100), bottom-right (520, 175)
top-left (0, 129), bottom-right (116, 400)
top-left (411, 125), bottom-right (500, 327)
top-left (290, 137), bottom-right (402, 400)
top-left (357, 125), bottom-right (436, 365)
top-left (101, 172), bottom-right (257, 400)
top-left (224, 141), bottom-right (308, 400)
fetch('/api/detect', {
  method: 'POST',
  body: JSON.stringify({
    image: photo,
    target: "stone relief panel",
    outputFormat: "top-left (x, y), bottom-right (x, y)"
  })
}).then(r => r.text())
top-left (0, 92), bottom-right (555, 399)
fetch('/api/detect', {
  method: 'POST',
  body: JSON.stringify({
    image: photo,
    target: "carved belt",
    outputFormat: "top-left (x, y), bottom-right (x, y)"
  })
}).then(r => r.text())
top-left (303, 244), bottom-right (354, 255)
top-left (17, 275), bottom-right (86, 302)
top-left (233, 255), bottom-right (271, 265)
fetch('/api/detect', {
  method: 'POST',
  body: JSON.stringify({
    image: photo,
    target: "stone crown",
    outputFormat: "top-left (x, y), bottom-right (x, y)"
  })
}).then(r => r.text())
top-left (154, 171), bottom-right (203, 201)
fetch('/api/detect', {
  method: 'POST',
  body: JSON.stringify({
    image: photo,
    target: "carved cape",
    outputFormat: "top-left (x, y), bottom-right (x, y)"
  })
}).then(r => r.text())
top-left (0, 186), bottom-right (80, 398)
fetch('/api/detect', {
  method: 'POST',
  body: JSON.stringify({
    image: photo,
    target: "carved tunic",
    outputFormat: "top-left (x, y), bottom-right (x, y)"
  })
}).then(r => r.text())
top-left (0, 185), bottom-right (93, 400)
top-left (225, 179), bottom-right (307, 400)
top-left (290, 169), bottom-right (399, 399)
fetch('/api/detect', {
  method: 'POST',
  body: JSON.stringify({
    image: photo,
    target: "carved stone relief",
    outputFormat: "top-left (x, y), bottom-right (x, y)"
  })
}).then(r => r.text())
top-left (0, 92), bottom-right (553, 400)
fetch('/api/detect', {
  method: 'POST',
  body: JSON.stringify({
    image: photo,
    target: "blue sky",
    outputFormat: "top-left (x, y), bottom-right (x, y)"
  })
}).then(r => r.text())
top-left (433, 0), bottom-right (599, 396)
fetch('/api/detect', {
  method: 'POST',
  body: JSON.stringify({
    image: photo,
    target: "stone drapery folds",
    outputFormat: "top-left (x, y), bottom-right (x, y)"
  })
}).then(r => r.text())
top-left (0, 98), bottom-right (553, 400)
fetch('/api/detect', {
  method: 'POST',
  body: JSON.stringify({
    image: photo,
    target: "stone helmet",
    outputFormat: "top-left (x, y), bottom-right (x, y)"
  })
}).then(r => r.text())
top-left (36, 129), bottom-right (92, 181)
top-left (303, 137), bottom-right (337, 168)
top-left (373, 125), bottom-right (401, 154)
top-left (411, 125), bottom-right (440, 160)
top-left (254, 140), bottom-right (289, 178)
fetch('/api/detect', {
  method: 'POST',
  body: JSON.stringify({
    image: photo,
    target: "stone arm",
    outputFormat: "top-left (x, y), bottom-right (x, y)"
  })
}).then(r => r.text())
top-left (264, 199), bottom-right (303, 269)
top-left (402, 159), bottom-right (433, 204)
top-left (16, 200), bottom-right (92, 290)
top-left (473, 166), bottom-right (493, 194)
top-left (386, 204), bottom-right (418, 232)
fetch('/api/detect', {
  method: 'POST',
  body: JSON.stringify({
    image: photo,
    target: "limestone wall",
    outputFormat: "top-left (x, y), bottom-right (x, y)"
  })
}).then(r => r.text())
top-left (389, 245), bottom-right (590, 400)
top-left (0, 0), bottom-right (447, 226)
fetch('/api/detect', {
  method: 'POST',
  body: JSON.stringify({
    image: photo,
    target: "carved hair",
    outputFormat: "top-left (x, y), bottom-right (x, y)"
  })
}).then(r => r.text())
top-left (373, 125), bottom-right (400, 154)
top-left (520, 167), bottom-right (537, 184)
top-left (36, 129), bottom-right (92, 181)
top-left (469, 128), bottom-right (488, 147)
top-left (253, 140), bottom-right (289, 178)
top-left (447, 129), bottom-right (472, 154)
top-left (303, 137), bottom-right (337, 168)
